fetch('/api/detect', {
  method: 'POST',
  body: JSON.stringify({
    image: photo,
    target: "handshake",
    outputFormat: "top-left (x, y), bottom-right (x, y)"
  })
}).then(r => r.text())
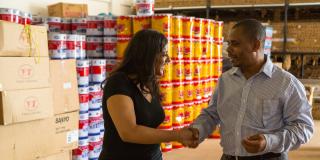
top-left (177, 127), bottom-right (200, 148)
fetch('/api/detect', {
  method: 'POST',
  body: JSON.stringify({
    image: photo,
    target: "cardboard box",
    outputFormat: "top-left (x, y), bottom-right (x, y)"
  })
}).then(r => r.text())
top-left (48, 3), bottom-right (88, 18)
top-left (0, 87), bottom-right (54, 125)
top-left (39, 151), bottom-right (72, 160)
top-left (0, 57), bottom-right (51, 91)
top-left (0, 20), bottom-right (48, 57)
top-left (50, 60), bottom-right (79, 115)
top-left (0, 111), bottom-right (79, 160)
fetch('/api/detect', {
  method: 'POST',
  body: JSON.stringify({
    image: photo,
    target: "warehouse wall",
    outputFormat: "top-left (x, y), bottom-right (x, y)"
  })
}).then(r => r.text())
top-left (0, 0), bottom-right (133, 16)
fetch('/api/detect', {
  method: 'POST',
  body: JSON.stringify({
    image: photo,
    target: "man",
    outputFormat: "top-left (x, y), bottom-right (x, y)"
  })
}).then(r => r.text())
top-left (189, 19), bottom-right (314, 160)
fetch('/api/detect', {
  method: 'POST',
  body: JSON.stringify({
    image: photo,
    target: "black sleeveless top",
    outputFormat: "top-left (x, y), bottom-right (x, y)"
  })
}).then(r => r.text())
top-left (99, 72), bottom-right (165, 160)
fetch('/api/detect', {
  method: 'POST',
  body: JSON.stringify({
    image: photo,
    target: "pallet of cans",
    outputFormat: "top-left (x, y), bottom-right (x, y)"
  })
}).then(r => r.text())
top-left (0, 8), bottom-right (32, 25)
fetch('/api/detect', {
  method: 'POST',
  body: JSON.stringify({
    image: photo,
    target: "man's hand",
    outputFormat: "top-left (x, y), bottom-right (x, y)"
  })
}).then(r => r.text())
top-left (177, 127), bottom-right (200, 148)
top-left (242, 134), bottom-right (267, 153)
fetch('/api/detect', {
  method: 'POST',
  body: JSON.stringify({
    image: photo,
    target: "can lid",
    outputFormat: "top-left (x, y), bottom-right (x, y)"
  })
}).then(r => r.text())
top-left (72, 18), bottom-right (87, 23)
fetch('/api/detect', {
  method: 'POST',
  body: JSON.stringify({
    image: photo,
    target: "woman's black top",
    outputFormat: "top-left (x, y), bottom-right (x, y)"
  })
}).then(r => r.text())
top-left (99, 72), bottom-right (165, 160)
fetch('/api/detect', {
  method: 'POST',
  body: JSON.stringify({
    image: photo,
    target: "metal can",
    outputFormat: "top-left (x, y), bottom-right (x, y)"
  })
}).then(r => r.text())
top-left (158, 105), bottom-right (173, 129)
top-left (193, 60), bottom-right (202, 81)
top-left (210, 20), bottom-right (216, 39)
top-left (172, 103), bottom-right (184, 127)
top-left (61, 18), bottom-right (72, 34)
top-left (31, 16), bottom-right (43, 25)
top-left (184, 101), bottom-right (194, 125)
top-left (104, 16), bottom-right (117, 36)
top-left (89, 84), bottom-right (103, 110)
top-left (79, 86), bottom-right (90, 112)
top-left (201, 59), bottom-right (209, 80)
top-left (214, 21), bottom-right (224, 41)
top-left (182, 38), bottom-right (193, 61)
top-left (20, 11), bottom-right (32, 25)
top-left (159, 83), bottom-right (173, 106)
top-left (151, 14), bottom-right (172, 37)
top-left (116, 37), bottom-right (131, 60)
top-left (103, 37), bottom-right (117, 58)
top-left (184, 60), bottom-right (193, 81)
top-left (135, 0), bottom-right (154, 16)
top-left (193, 80), bottom-right (202, 101)
top-left (171, 38), bottom-right (183, 60)
top-left (172, 16), bottom-right (182, 38)
top-left (181, 17), bottom-right (194, 39)
top-left (172, 60), bottom-right (184, 83)
top-left (193, 39), bottom-right (202, 60)
top-left (106, 59), bottom-right (117, 73)
top-left (203, 79), bottom-right (211, 99)
top-left (90, 59), bottom-right (107, 83)
top-left (0, 8), bottom-right (15, 23)
top-left (46, 17), bottom-right (62, 33)
top-left (89, 133), bottom-right (103, 160)
top-left (201, 39), bottom-right (209, 59)
top-left (89, 107), bottom-right (103, 134)
top-left (213, 41), bottom-right (223, 59)
top-left (72, 139), bottom-right (89, 160)
top-left (172, 82), bottom-right (184, 104)
top-left (160, 62), bottom-right (172, 83)
top-left (86, 37), bottom-right (104, 58)
top-left (76, 35), bottom-right (87, 59)
top-left (133, 15), bottom-right (151, 34)
top-left (183, 81), bottom-right (193, 103)
top-left (66, 34), bottom-right (77, 59)
top-left (193, 18), bottom-right (203, 39)
top-left (116, 16), bottom-right (133, 38)
top-left (72, 18), bottom-right (87, 35)
top-left (48, 33), bottom-right (67, 59)
top-left (79, 111), bottom-right (89, 137)
top-left (201, 98), bottom-right (209, 109)
top-left (86, 16), bottom-right (104, 36)
top-left (193, 100), bottom-right (202, 119)
top-left (77, 60), bottom-right (90, 87)
top-left (202, 19), bottom-right (210, 39)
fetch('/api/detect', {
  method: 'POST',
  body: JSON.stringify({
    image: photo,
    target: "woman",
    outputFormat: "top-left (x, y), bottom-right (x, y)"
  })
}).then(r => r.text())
top-left (99, 29), bottom-right (197, 160)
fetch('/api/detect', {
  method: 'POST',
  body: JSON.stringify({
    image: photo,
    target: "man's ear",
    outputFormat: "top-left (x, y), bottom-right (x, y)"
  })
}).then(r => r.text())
top-left (252, 39), bottom-right (261, 52)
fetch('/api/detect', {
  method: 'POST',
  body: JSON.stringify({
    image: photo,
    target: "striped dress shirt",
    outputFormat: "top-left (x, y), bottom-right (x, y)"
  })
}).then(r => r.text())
top-left (192, 58), bottom-right (314, 157)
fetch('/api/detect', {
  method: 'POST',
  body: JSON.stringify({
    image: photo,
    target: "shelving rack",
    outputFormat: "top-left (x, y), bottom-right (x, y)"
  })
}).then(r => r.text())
top-left (155, 0), bottom-right (320, 78)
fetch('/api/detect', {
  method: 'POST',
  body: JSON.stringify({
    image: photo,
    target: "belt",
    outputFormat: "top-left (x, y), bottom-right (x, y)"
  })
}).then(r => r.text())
top-left (223, 152), bottom-right (281, 160)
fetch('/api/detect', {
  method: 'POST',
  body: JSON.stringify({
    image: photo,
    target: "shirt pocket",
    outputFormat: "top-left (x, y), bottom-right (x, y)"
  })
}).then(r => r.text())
top-left (262, 99), bottom-right (282, 129)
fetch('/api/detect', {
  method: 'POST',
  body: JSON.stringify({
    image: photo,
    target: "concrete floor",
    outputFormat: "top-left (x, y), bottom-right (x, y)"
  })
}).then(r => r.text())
top-left (163, 139), bottom-right (320, 160)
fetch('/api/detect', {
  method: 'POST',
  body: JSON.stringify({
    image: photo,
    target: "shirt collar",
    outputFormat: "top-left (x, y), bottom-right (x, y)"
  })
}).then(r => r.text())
top-left (230, 56), bottom-right (274, 78)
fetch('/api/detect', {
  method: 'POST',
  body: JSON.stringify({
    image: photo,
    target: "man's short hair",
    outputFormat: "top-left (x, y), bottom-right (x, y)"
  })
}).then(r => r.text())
top-left (232, 19), bottom-right (266, 44)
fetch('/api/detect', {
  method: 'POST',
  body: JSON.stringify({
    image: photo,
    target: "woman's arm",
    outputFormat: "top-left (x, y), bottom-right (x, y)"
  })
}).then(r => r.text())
top-left (107, 94), bottom-right (195, 145)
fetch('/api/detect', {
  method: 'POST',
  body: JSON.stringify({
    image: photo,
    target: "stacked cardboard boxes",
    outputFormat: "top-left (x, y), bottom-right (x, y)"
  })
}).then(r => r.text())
top-left (0, 20), bottom-right (79, 160)
top-left (271, 22), bottom-right (320, 53)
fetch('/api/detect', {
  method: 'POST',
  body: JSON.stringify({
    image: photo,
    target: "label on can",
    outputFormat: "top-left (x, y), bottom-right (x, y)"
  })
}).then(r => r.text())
top-left (184, 60), bottom-right (193, 81)
top-left (89, 138), bottom-right (103, 159)
top-left (77, 60), bottom-right (90, 86)
top-left (103, 37), bottom-right (117, 58)
top-left (104, 16), bottom-right (117, 36)
top-left (184, 102), bottom-right (194, 124)
top-left (86, 37), bottom-right (104, 58)
top-left (116, 37), bottom-right (131, 59)
top-left (86, 16), bottom-right (104, 36)
top-left (159, 83), bottom-right (173, 106)
top-left (171, 38), bottom-right (183, 60)
top-left (61, 18), bottom-right (72, 34)
top-left (172, 82), bottom-right (184, 104)
top-left (133, 15), bottom-right (151, 34)
top-left (182, 17), bottom-right (194, 39)
top-left (151, 14), bottom-right (172, 37)
top-left (172, 104), bottom-right (184, 126)
top-left (106, 59), bottom-right (117, 73)
top-left (48, 33), bottom-right (67, 59)
top-left (172, 16), bottom-right (182, 38)
top-left (172, 60), bottom-right (184, 82)
top-left (183, 81), bottom-right (193, 103)
top-left (66, 34), bottom-right (77, 59)
top-left (159, 62), bottom-right (172, 83)
top-left (136, 3), bottom-right (154, 16)
top-left (72, 18), bottom-right (87, 35)
top-left (89, 84), bottom-right (103, 110)
top-left (159, 105), bottom-right (173, 129)
top-left (116, 16), bottom-right (133, 37)
top-left (73, 144), bottom-right (89, 160)
top-left (76, 35), bottom-right (87, 59)
top-left (90, 59), bottom-right (107, 83)
top-left (47, 17), bottom-right (62, 33)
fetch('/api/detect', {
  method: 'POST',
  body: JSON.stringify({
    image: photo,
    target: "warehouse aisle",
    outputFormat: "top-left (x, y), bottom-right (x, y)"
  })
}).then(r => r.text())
top-left (163, 139), bottom-right (320, 160)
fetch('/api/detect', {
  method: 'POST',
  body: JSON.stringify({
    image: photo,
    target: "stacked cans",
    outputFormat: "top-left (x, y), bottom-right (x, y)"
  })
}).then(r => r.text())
top-left (86, 16), bottom-right (104, 59)
top-left (0, 8), bottom-right (32, 25)
top-left (75, 59), bottom-right (106, 160)
top-left (116, 15), bottom-right (132, 60)
top-left (135, 0), bottom-right (155, 16)
top-left (48, 33), bottom-right (86, 59)
top-left (155, 15), bottom-right (224, 152)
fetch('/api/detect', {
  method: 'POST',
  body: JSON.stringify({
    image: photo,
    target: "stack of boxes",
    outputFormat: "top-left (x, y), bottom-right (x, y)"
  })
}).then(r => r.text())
top-left (0, 10), bottom-right (79, 160)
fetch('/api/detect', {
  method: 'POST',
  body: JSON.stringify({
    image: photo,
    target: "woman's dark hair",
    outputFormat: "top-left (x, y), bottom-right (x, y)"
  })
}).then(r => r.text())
top-left (107, 29), bottom-right (168, 97)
